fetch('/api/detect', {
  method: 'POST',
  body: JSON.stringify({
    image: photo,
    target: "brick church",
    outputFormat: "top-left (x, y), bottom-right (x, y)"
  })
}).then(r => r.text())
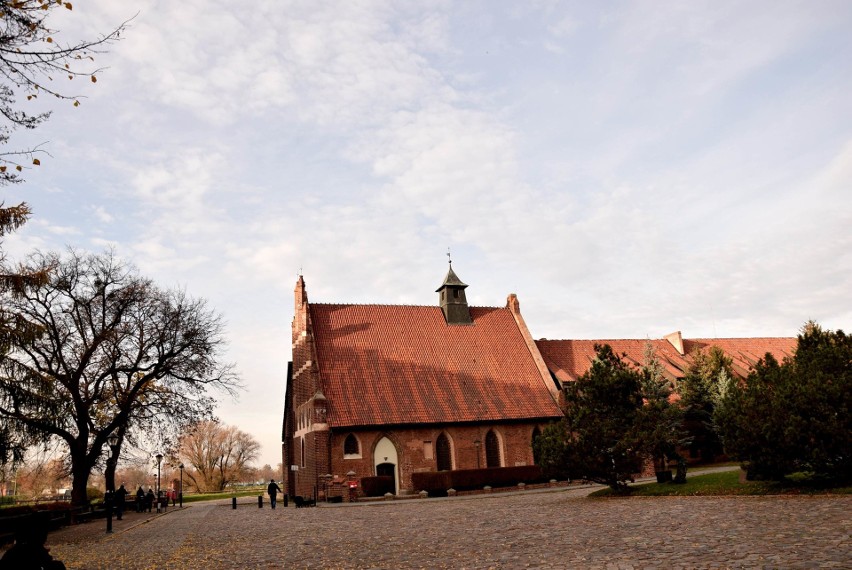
top-left (282, 264), bottom-right (795, 498)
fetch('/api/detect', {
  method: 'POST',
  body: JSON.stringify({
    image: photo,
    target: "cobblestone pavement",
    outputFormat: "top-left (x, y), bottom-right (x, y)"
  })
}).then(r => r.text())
top-left (44, 489), bottom-right (851, 570)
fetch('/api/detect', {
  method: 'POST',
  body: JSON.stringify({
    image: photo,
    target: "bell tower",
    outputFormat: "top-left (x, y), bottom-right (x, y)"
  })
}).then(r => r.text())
top-left (436, 257), bottom-right (472, 325)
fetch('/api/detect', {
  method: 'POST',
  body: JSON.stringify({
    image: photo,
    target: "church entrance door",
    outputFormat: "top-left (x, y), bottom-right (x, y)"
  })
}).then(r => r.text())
top-left (373, 437), bottom-right (399, 494)
top-left (376, 462), bottom-right (396, 492)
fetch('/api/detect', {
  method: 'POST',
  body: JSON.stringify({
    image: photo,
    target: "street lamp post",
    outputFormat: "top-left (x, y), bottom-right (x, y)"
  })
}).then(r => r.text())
top-left (106, 432), bottom-right (119, 534)
top-left (155, 453), bottom-right (163, 513)
top-left (178, 463), bottom-right (184, 508)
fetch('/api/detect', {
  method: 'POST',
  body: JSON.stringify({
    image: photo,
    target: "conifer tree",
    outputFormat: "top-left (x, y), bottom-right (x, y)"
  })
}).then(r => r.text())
top-left (716, 323), bottom-right (851, 482)
top-left (678, 346), bottom-right (733, 461)
top-left (561, 344), bottom-right (645, 490)
top-left (636, 342), bottom-right (688, 481)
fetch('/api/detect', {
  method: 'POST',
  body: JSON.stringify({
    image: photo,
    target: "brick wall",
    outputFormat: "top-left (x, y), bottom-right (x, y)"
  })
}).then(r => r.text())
top-left (288, 276), bottom-right (331, 499)
top-left (328, 422), bottom-right (551, 494)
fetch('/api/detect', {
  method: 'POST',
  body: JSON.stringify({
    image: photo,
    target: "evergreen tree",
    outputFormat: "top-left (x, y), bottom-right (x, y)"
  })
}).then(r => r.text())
top-left (678, 346), bottom-right (733, 461)
top-left (561, 344), bottom-right (644, 490)
top-left (716, 322), bottom-right (851, 482)
top-left (636, 342), bottom-right (688, 481)
top-left (532, 420), bottom-right (571, 481)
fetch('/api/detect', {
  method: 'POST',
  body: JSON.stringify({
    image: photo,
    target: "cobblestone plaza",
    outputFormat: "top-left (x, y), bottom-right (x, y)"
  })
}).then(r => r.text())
top-left (43, 486), bottom-right (850, 569)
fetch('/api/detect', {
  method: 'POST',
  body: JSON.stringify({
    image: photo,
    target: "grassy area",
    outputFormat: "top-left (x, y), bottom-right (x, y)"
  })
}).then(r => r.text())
top-left (181, 488), bottom-right (266, 504)
top-left (590, 470), bottom-right (852, 497)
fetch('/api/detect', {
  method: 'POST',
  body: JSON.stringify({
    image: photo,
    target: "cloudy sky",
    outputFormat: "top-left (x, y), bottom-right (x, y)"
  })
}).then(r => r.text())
top-left (5, 1), bottom-right (851, 467)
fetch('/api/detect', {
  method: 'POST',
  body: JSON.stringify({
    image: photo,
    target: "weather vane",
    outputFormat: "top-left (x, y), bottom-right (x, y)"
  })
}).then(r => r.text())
top-left (447, 247), bottom-right (452, 266)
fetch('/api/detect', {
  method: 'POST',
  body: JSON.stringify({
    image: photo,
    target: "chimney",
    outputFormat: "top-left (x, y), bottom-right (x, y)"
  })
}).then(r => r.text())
top-left (664, 331), bottom-right (684, 355)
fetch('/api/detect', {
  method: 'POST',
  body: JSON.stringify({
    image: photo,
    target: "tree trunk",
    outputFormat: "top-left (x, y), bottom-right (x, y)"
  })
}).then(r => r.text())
top-left (70, 451), bottom-right (92, 507)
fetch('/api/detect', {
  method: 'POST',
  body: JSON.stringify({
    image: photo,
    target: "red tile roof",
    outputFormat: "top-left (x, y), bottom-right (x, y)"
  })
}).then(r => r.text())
top-left (684, 338), bottom-right (797, 378)
top-left (535, 337), bottom-right (796, 383)
top-left (309, 304), bottom-right (563, 428)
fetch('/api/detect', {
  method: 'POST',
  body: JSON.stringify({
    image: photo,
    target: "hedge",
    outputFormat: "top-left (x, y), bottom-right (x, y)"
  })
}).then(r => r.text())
top-left (361, 476), bottom-right (394, 497)
top-left (412, 466), bottom-right (546, 496)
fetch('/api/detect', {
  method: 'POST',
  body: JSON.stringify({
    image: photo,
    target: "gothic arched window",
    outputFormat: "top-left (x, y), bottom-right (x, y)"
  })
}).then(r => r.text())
top-left (485, 430), bottom-right (501, 468)
top-left (436, 433), bottom-right (452, 471)
top-left (343, 433), bottom-right (360, 458)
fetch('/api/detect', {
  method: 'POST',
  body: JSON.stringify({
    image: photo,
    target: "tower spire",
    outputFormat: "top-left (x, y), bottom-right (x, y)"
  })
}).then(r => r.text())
top-left (436, 255), bottom-right (472, 325)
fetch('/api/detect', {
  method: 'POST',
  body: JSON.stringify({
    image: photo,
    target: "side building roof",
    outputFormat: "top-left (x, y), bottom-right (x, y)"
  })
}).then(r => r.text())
top-left (536, 336), bottom-right (797, 383)
top-left (309, 303), bottom-right (564, 428)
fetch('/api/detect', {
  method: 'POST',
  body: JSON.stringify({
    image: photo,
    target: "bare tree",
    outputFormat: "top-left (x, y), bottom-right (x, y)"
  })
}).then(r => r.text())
top-left (1, 3), bottom-right (127, 466)
top-left (1, 1), bottom-right (128, 182)
top-left (177, 421), bottom-right (260, 492)
top-left (0, 249), bottom-right (240, 505)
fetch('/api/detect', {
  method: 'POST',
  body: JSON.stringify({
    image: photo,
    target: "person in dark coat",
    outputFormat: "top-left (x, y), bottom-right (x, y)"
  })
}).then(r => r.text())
top-left (267, 479), bottom-right (282, 509)
top-left (136, 486), bottom-right (145, 512)
top-left (145, 488), bottom-right (155, 512)
top-left (114, 484), bottom-right (128, 520)
top-left (0, 513), bottom-right (66, 569)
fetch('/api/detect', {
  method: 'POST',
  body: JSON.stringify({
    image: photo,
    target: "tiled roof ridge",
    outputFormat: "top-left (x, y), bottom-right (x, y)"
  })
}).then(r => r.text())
top-left (537, 336), bottom-right (794, 342)
top-left (309, 301), bottom-right (506, 310)
top-left (689, 336), bottom-right (795, 341)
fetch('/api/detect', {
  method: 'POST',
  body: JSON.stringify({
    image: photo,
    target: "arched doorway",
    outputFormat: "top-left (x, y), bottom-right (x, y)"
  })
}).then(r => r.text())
top-left (373, 437), bottom-right (399, 494)
top-left (531, 427), bottom-right (542, 465)
top-left (485, 430), bottom-right (502, 468)
top-left (436, 433), bottom-right (452, 471)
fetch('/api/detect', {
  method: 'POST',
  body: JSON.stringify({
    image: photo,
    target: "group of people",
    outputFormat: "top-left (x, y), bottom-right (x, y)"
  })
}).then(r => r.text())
top-left (109, 480), bottom-right (284, 518)
top-left (107, 483), bottom-right (179, 519)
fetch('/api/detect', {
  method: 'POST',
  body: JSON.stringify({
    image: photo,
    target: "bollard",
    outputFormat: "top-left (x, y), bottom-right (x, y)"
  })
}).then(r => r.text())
top-left (258, 495), bottom-right (263, 508)
top-left (283, 495), bottom-right (288, 508)
top-left (232, 497), bottom-right (237, 510)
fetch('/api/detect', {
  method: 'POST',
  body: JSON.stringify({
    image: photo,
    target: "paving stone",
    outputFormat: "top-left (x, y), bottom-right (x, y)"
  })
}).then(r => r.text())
top-left (16, 487), bottom-right (850, 569)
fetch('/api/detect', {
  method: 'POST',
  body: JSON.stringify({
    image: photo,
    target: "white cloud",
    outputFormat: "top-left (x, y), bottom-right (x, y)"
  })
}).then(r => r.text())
top-left (10, 0), bottom-right (851, 467)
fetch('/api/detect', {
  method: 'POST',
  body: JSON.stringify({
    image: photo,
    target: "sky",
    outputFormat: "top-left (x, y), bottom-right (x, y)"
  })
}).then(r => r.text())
top-left (5, 1), bottom-right (851, 468)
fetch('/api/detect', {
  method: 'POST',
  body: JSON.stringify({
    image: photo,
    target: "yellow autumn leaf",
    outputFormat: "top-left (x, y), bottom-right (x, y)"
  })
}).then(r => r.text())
top-left (65, 2), bottom-right (73, 9)
top-left (91, 75), bottom-right (97, 83)
top-left (46, 37), bottom-right (53, 43)
top-left (16, 165), bottom-right (22, 172)
top-left (33, 158), bottom-right (41, 166)
top-left (0, 166), bottom-right (6, 172)
top-left (73, 100), bottom-right (80, 107)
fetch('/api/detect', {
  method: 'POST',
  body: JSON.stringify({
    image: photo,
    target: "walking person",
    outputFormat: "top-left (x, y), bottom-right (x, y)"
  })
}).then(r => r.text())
top-left (145, 488), bottom-right (155, 513)
top-left (114, 484), bottom-right (128, 520)
top-left (267, 479), bottom-right (282, 509)
top-left (135, 486), bottom-right (145, 513)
